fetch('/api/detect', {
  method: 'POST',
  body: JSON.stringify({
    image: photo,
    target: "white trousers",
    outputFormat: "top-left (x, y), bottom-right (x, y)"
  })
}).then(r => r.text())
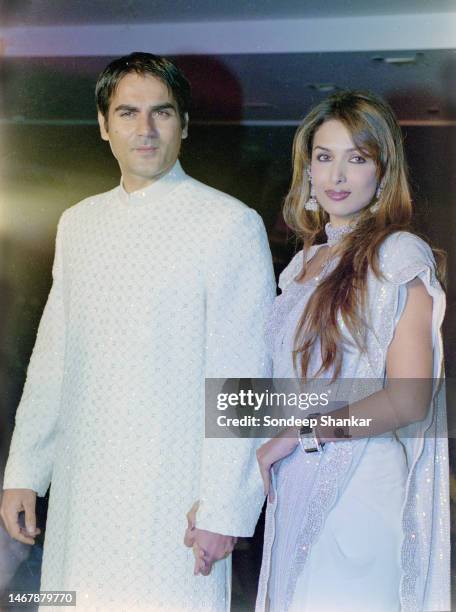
top-left (289, 438), bottom-right (407, 612)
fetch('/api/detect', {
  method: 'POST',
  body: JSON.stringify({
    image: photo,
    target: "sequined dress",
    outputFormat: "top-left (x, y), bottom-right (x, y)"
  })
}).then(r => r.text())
top-left (3, 161), bottom-right (276, 611)
top-left (255, 230), bottom-right (449, 612)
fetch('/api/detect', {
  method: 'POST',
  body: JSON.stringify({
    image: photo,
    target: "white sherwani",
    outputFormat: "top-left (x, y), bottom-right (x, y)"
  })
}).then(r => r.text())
top-left (3, 161), bottom-right (276, 611)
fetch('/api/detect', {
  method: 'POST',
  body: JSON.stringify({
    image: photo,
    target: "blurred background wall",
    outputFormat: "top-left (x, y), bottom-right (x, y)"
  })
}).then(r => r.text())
top-left (0, 1), bottom-right (455, 610)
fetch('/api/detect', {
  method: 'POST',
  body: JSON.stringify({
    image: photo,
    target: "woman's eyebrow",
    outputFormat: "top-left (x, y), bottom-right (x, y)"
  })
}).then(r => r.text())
top-left (313, 145), bottom-right (360, 152)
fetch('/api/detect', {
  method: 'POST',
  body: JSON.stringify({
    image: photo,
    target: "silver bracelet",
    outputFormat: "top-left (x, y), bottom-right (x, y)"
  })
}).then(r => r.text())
top-left (298, 413), bottom-right (325, 453)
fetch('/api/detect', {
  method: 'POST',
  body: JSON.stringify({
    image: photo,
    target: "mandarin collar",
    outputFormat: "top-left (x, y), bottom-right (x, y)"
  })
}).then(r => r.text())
top-left (117, 160), bottom-right (187, 205)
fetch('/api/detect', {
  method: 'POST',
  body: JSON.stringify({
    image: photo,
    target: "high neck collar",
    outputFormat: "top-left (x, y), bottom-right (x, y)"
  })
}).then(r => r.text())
top-left (324, 221), bottom-right (355, 247)
top-left (117, 160), bottom-right (187, 206)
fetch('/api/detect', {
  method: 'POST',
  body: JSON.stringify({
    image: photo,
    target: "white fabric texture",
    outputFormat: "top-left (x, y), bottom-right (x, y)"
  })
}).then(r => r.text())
top-left (256, 231), bottom-right (449, 612)
top-left (3, 161), bottom-right (276, 611)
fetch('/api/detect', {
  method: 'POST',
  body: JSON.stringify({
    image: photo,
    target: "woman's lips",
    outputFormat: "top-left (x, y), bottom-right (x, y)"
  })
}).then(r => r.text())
top-left (325, 190), bottom-right (351, 201)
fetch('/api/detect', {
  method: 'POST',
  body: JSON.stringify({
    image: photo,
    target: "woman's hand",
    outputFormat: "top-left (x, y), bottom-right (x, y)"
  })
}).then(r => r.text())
top-left (256, 428), bottom-right (299, 500)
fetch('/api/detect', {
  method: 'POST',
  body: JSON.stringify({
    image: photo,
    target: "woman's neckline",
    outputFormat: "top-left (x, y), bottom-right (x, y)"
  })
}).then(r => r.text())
top-left (292, 244), bottom-right (330, 286)
top-left (295, 222), bottom-right (355, 285)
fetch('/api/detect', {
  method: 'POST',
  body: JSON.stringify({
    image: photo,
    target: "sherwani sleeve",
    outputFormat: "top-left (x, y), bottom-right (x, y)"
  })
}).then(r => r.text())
top-left (3, 214), bottom-right (67, 497)
top-left (197, 208), bottom-right (276, 536)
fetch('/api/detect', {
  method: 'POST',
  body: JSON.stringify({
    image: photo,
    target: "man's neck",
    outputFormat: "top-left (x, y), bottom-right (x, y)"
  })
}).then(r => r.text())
top-left (122, 166), bottom-right (174, 194)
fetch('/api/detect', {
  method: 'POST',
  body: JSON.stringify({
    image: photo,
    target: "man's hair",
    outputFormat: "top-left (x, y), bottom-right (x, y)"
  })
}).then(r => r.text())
top-left (95, 52), bottom-right (191, 129)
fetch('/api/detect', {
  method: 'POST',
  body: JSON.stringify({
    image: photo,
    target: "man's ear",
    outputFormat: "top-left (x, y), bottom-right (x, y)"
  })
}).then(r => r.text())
top-left (182, 113), bottom-right (189, 140)
top-left (97, 111), bottom-right (109, 141)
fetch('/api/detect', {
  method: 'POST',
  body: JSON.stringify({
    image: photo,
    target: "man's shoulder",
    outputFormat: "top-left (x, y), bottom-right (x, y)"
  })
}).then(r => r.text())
top-left (183, 176), bottom-right (254, 220)
top-left (60, 187), bottom-right (117, 225)
top-left (65, 187), bottom-right (117, 214)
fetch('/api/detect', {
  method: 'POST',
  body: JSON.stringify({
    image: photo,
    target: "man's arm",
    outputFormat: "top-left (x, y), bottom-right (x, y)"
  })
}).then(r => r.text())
top-left (189, 207), bottom-right (275, 573)
top-left (1, 214), bottom-right (68, 542)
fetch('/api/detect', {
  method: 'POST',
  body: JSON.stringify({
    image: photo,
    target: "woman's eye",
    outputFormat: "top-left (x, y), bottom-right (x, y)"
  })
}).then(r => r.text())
top-left (350, 155), bottom-right (367, 163)
top-left (316, 154), bottom-right (331, 161)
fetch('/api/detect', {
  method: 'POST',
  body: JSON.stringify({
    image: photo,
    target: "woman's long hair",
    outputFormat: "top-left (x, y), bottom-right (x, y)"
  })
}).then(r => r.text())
top-left (284, 90), bottom-right (446, 380)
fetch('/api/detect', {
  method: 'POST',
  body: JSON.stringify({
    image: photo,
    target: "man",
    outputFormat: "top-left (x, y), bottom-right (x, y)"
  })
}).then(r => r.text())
top-left (1, 53), bottom-right (275, 610)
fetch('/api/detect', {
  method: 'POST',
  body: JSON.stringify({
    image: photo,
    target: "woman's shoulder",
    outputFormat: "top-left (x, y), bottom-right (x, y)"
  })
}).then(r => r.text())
top-left (380, 230), bottom-right (432, 254)
top-left (378, 231), bottom-right (437, 286)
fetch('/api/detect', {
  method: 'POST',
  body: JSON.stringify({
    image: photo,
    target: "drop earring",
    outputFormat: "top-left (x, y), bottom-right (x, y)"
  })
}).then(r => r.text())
top-left (305, 170), bottom-right (319, 211)
top-left (371, 178), bottom-right (385, 213)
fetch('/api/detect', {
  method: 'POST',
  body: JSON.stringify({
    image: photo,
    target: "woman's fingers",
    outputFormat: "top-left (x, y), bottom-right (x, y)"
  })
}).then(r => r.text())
top-left (184, 525), bottom-right (195, 547)
top-left (257, 447), bottom-right (271, 496)
top-left (257, 460), bottom-right (271, 497)
top-left (267, 477), bottom-right (275, 504)
top-left (184, 500), bottom-right (200, 547)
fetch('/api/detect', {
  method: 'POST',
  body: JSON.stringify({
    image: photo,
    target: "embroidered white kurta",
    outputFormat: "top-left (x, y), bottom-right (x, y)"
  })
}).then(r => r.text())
top-left (3, 161), bottom-right (276, 611)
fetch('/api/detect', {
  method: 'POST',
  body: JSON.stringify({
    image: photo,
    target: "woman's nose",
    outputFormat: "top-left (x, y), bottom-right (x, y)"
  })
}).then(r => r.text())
top-left (330, 162), bottom-right (347, 185)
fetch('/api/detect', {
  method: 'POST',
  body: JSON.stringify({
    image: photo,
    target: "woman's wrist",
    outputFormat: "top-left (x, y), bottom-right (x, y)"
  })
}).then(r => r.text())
top-left (298, 414), bottom-right (325, 453)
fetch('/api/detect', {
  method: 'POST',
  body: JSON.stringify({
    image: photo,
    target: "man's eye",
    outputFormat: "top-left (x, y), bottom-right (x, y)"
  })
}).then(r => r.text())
top-left (120, 111), bottom-right (134, 117)
top-left (154, 110), bottom-right (171, 118)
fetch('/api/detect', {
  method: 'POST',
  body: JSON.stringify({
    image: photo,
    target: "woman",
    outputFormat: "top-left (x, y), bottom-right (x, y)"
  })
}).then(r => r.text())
top-left (255, 91), bottom-right (449, 612)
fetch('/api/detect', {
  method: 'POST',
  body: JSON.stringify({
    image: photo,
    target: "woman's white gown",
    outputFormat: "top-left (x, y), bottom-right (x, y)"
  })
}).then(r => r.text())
top-left (256, 231), bottom-right (450, 612)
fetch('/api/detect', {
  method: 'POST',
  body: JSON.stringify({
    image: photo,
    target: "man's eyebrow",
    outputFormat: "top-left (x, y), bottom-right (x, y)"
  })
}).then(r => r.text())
top-left (113, 103), bottom-right (177, 113)
top-left (150, 103), bottom-right (177, 112)
top-left (113, 104), bottom-right (139, 113)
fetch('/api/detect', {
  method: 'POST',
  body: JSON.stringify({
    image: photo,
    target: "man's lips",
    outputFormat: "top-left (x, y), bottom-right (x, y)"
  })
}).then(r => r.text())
top-left (134, 145), bottom-right (159, 153)
top-left (325, 190), bottom-right (351, 201)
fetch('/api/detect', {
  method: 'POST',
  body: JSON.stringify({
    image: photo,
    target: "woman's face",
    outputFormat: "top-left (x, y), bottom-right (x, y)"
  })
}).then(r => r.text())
top-left (310, 119), bottom-right (379, 227)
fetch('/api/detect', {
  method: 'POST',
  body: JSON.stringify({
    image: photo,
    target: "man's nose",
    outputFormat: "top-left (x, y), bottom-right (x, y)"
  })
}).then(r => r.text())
top-left (137, 113), bottom-right (159, 137)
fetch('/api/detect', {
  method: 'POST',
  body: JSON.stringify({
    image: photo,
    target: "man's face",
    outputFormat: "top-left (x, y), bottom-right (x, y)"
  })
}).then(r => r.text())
top-left (98, 72), bottom-right (188, 192)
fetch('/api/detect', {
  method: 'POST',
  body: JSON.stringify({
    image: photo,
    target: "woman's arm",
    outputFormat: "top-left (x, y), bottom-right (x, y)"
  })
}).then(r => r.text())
top-left (317, 277), bottom-right (433, 442)
top-left (257, 275), bottom-right (435, 496)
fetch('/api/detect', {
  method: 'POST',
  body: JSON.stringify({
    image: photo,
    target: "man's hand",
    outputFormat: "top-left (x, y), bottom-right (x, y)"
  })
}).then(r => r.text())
top-left (184, 501), bottom-right (237, 576)
top-left (0, 489), bottom-right (41, 545)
